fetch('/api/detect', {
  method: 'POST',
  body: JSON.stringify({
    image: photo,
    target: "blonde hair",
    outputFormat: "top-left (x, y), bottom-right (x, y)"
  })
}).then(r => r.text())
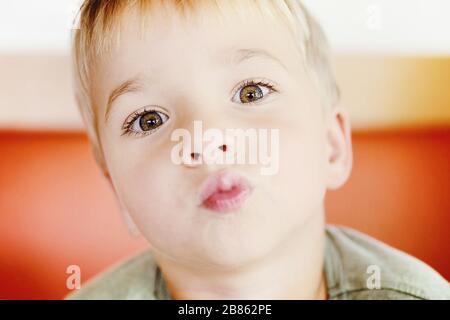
top-left (72, 0), bottom-right (339, 173)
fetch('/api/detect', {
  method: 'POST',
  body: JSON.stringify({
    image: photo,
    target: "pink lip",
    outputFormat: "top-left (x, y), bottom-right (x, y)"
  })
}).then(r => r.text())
top-left (198, 170), bottom-right (253, 214)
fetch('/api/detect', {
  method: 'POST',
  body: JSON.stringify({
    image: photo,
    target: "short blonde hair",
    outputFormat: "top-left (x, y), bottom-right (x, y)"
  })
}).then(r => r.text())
top-left (72, 0), bottom-right (339, 173)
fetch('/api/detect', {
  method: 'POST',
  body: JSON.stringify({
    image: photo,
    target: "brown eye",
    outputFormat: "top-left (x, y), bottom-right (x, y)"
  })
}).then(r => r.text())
top-left (123, 108), bottom-right (170, 137)
top-left (232, 79), bottom-right (276, 105)
top-left (240, 85), bottom-right (264, 103)
top-left (139, 111), bottom-right (162, 131)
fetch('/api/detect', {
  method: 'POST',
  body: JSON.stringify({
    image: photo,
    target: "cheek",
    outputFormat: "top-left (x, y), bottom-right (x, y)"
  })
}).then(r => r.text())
top-left (278, 89), bottom-right (328, 206)
top-left (107, 145), bottom-right (183, 245)
top-left (277, 119), bottom-right (328, 212)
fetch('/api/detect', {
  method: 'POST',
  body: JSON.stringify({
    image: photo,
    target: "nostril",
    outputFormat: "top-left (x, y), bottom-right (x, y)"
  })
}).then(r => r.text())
top-left (191, 152), bottom-right (200, 161)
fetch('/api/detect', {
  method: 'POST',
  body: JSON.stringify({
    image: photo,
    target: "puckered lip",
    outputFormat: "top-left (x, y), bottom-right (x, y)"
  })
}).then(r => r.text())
top-left (197, 169), bottom-right (254, 212)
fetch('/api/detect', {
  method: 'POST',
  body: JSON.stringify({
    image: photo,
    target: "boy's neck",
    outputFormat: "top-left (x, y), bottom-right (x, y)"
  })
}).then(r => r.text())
top-left (154, 210), bottom-right (327, 300)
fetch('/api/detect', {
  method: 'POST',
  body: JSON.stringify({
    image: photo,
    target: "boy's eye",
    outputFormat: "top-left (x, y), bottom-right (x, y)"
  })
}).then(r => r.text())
top-left (122, 108), bottom-right (170, 137)
top-left (232, 79), bottom-right (277, 105)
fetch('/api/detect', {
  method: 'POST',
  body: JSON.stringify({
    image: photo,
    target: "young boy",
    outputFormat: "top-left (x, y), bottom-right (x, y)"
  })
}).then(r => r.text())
top-left (67, 0), bottom-right (449, 300)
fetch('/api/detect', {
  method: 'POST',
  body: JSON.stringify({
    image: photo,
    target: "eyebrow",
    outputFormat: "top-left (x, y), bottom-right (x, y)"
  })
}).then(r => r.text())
top-left (105, 77), bottom-right (143, 121)
top-left (104, 48), bottom-right (287, 121)
top-left (223, 47), bottom-right (288, 72)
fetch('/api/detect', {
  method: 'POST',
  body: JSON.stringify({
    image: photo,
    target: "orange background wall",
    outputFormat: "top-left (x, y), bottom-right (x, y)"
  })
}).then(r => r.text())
top-left (0, 128), bottom-right (449, 299)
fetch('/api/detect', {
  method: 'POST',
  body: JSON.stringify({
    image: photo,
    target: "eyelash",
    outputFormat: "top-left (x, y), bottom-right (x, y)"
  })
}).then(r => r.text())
top-left (121, 107), bottom-right (168, 137)
top-left (231, 78), bottom-right (278, 105)
top-left (121, 78), bottom-right (279, 137)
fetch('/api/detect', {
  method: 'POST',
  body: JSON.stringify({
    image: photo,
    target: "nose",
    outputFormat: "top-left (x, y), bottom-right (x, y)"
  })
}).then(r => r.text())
top-left (191, 143), bottom-right (227, 160)
top-left (184, 143), bottom-right (229, 168)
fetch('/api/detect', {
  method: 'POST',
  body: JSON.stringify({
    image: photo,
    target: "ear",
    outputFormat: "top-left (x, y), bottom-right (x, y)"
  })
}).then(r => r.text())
top-left (325, 106), bottom-right (353, 190)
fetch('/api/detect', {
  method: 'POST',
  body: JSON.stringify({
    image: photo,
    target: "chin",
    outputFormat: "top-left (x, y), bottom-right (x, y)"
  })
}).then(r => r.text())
top-left (189, 233), bottom-right (277, 271)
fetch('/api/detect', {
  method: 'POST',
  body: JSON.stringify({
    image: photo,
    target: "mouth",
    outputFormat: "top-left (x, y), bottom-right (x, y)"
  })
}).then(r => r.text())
top-left (198, 170), bottom-right (254, 214)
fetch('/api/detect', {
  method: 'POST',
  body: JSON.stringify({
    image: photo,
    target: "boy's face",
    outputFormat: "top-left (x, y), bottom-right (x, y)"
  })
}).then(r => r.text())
top-left (92, 4), bottom-right (351, 269)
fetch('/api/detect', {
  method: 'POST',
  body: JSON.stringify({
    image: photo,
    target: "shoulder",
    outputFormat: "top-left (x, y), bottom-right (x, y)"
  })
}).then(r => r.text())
top-left (325, 225), bottom-right (450, 300)
top-left (65, 249), bottom-right (158, 300)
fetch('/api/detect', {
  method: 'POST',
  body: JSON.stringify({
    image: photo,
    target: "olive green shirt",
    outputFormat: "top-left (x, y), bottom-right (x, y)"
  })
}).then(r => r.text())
top-left (66, 225), bottom-right (450, 300)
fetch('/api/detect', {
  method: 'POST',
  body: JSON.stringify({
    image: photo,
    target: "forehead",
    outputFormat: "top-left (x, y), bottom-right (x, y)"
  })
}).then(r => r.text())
top-left (98, 1), bottom-right (303, 62)
top-left (91, 1), bottom-right (306, 99)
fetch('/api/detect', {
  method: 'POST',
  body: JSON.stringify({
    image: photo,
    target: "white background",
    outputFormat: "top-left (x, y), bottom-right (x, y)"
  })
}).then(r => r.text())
top-left (0, 0), bottom-right (449, 54)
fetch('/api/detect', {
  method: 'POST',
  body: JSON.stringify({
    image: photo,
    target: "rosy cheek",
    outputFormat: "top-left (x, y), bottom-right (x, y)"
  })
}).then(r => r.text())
top-left (126, 165), bottom-right (166, 201)
top-left (280, 131), bottom-right (325, 186)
